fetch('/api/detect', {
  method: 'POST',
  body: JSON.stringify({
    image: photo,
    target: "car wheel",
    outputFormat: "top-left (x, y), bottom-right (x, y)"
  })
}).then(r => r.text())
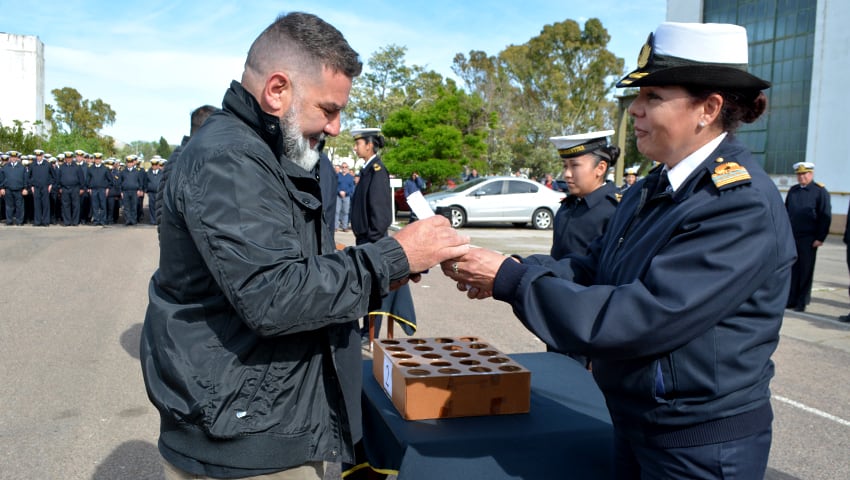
top-left (448, 206), bottom-right (466, 228)
top-left (532, 208), bottom-right (553, 230)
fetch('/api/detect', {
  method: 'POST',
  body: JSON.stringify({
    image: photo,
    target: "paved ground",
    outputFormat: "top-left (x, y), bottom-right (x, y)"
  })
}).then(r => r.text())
top-left (0, 221), bottom-right (848, 479)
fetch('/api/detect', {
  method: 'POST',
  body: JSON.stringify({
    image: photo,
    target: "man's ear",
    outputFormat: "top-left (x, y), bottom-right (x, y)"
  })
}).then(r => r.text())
top-left (262, 72), bottom-right (293, 115)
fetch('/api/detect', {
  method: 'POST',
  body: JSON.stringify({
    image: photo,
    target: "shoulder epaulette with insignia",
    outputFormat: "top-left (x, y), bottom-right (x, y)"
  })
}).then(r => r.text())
top-left (816, 182), bottom-right (825, 188)
top-left (711, 157), bottom-right (751, 190)
top-left (614, 193), bottom-right (623, 202)
top-left (373, 163), bottom-right (381, 171)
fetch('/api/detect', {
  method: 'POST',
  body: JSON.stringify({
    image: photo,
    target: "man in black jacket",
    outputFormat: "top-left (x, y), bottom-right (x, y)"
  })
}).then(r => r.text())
top-left (57, 152), bottom-right (85, 226)
top-left (140, 12), bottom-right (468, 480)
top-left (119, 155), bottom-right (145, 225)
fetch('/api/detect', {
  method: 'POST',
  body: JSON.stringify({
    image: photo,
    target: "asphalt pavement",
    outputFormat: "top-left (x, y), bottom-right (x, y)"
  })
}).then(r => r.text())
top-left (0, 221), bottom-right (848, 479)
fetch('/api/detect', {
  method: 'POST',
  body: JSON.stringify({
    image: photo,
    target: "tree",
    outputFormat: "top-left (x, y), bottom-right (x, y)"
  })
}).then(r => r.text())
top-left (454, 18), bottom-right (624, 178)
top-left (0, 120), bottom-right (45, 154)
top-left (48, 87), bottom-right (116, 138)
top-left (381, 78), bottom-right (488, 187)
top-left (155, 136), bottom-right (173, 159)
top-left (348, 45), bottom-right (424, 128)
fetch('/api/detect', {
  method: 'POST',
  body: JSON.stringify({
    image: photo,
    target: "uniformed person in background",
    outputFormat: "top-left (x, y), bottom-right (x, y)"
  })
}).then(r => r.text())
top-left (144, 156), bottom-right (163, 225)
top-left (57, 150), bottom-right (85, 226)
top-left (120, 155), bottom-right (145, 226)
top-left (547, 130), bottom-right (622, 365)
top-left (105, 158), bottom-right (123, 224)
top-left (75, 150), bottom-right (92, 224)
top-left (0, 150), bottom-right (29, 225)
top-left (350, 127), bottom-right (416, 343)
top-left (0, 153), bottom-right (6, 222)
top-left (621, 166), bottom-right (638, 192)
top-left (549, 130), bottom-right (622, 260)
top-left (87, 153), bottom-right (112, 226)
top-left (785, 161), bottom-right (831, 312)
top-left (22, 155), bottom-right (35, 224)
top-left (29, 149), bottom-right (54, 226)
top-left (49, 155), bottom-right (62, 224)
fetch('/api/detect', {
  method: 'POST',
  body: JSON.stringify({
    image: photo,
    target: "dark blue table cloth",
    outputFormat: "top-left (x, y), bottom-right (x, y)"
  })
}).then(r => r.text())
top-left (360, 351), bottom-right (613, 479)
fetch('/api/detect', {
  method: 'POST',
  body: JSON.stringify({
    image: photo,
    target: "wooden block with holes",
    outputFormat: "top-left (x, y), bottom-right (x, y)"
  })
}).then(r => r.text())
top-left (371, 336), bottom-right (531, 420)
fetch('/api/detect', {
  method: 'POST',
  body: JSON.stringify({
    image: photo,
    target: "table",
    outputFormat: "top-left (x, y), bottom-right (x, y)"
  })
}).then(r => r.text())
top-left (360, 352), bottom-right (613, 479)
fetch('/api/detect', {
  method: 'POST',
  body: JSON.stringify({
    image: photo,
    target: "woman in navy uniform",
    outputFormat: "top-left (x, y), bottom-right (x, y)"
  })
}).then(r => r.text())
top-left (350, 128), bottom-right (391, 245)
top-left (349, 128), bottom-right (416, 342)
top-left (444, 22), bottom-right (795, 479)
top-left (549, 130), bottom-right (621, 260)
top-left (784, 161), bottom-right (831, 312)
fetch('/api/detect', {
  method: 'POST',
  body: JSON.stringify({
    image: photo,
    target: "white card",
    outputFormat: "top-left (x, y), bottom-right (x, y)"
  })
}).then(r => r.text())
top-left (405, 191), bottom-right (434, 219)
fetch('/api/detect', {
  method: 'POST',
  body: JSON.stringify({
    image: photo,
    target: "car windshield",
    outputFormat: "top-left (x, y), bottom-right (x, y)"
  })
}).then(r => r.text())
top-left (449, 177), bottom-right (489, 192)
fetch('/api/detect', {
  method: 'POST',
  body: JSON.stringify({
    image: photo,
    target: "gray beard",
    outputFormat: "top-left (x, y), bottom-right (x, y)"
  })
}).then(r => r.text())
top-left (281, 108), bottom-right (320, 172)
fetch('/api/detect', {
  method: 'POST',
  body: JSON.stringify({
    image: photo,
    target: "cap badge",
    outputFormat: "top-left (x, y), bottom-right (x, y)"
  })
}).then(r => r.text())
top-left (637, 33), bottom-right (653, 69)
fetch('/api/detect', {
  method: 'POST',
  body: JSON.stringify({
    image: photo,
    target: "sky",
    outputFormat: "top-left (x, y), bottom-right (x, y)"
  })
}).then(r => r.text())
top-left (0, 0), bottom-right (666, 146)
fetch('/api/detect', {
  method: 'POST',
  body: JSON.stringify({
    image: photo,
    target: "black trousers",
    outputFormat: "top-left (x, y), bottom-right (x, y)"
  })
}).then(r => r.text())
top-left (4, 190), bottom-right (24, 224)
top-left (61, 187), bottom-right (81, 225)
top-left (788, 236), bottom-right (818, 308)
top-left (122, 191), bottom-right (138, 225)
top-left (33, 186), bottom-right (51, 225)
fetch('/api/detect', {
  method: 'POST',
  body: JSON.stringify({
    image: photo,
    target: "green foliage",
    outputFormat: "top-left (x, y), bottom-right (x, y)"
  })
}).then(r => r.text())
top-left (453, 17), bottom-right (625, 179)
top-left (381, 80), bottom-right (488, 187)
top-left (348, 45), bottom-right (424, 128)
top-left (0, 120), bottom-right (45, 154)
top-left (49, 87), bottom-right (116, 138)
top-left (156, 136), bottom-right (173, 158)
top-left (45, 131), bottom-right (114, 157)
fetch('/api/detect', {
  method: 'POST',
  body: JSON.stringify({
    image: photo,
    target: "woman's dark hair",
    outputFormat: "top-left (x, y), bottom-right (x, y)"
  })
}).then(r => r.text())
top-left (363, 134), bottom-right (385, 150)
top-left (685, 86), bottom-right (768, 132)
top-left (591, 145), bottom-right (621, 169)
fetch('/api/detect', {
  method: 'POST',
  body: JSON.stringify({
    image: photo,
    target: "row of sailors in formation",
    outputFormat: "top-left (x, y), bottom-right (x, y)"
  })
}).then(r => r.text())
top-left (1, 149), bottom-right (164, 226)
top-left (1, 149), bottom-right (166, 169)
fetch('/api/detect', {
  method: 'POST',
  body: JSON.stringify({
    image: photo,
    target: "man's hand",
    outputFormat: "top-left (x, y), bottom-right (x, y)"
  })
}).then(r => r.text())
top-left (393, 215), bottom-right (470, 273)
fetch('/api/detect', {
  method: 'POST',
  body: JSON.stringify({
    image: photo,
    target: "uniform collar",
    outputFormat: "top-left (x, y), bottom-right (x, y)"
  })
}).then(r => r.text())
top-left (665, 132), bottom-right (727, 192)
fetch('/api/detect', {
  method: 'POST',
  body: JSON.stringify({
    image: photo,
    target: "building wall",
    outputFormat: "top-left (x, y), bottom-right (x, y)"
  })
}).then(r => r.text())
top-left (807, 0), bottom-right (850, 221)
top-left (0, 33), bottom-right (45, 133)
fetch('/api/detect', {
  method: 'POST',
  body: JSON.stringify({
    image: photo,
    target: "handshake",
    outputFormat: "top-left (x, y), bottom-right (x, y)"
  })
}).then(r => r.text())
top-left (393, 215), bottom-right (514, 299)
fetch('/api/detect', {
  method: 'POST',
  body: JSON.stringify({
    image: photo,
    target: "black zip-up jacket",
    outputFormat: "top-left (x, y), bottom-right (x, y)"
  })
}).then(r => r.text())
top-left (494, 136), bottom-right (796, 448)
top-left (141, 81), bottom-right (409, 475)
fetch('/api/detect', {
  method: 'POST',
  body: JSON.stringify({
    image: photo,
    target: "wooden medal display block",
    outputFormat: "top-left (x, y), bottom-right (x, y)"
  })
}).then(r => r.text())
top-left (371, 336), bottom-right (531, 420)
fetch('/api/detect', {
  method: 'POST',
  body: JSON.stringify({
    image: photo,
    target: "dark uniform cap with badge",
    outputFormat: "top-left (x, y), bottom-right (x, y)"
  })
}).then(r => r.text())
top-left (616, 22), bottom-right (771, 90)
top-left (34, 149), bottom-right (45, 155)
top-left (549, 130), bottom-right (615, 160)
top-left (93, 152), bottom-right (103, 159)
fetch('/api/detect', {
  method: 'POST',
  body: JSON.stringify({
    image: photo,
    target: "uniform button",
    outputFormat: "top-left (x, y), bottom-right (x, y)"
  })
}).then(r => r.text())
top-left (331, 449), bottom-right (338, 457)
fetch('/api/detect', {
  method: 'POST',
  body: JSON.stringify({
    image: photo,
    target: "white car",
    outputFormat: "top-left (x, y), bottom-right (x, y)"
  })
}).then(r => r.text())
top-left (425, 176), bottom-right (565, 229)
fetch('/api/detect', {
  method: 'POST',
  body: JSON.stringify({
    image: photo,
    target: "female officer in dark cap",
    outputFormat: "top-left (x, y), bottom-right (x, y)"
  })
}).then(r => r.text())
top-left (443, 22), bottom-right (795, 479)
top-left (549, 130), bottom-right (621, 260)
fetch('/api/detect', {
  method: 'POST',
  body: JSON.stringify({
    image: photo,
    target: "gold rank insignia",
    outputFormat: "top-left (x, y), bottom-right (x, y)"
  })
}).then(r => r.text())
top-left (615, 193), bottom-right (623, 202)
top-left (373, 163), bottom-right (382, 171)
top-left (711, 158), bottom-right (751, 189)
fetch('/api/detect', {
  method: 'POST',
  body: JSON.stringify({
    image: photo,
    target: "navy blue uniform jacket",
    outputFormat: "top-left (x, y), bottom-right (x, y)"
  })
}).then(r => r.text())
top-left (57, 162), bottom-right (85, 188)
top-left (551, 181), bottom-right (620, 259)
top-left (0, 162), bottom-right (29, 190)
top-left (351, 156), bottom-right (391, 245)
top-left (494, 136), bottom-right (796, 447)
top-left (29, 160), bottom-right (54, 188)
top-left (785, 181), bottom-right (831, 241)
